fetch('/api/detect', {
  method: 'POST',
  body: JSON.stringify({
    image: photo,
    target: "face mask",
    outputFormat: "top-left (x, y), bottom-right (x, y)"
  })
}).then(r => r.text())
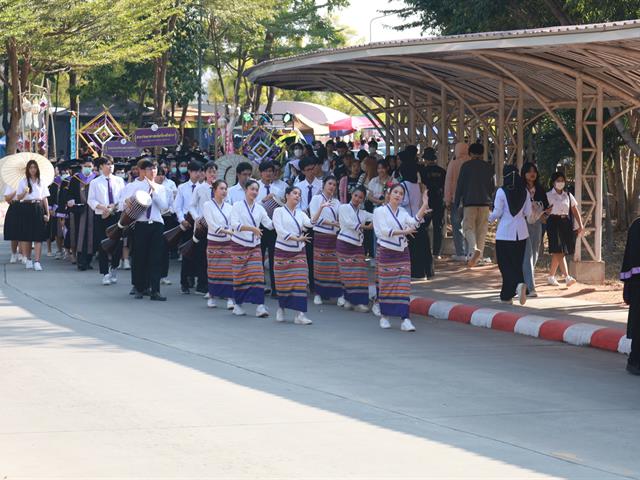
top-left (171, 167), bottom-right (177, 174)
top-left (116, 172), bottom-right (126, 179)
top-left (293, 149), bottom-right (303, 158)
top-left (555, 181), bottom-right (565, 191)
top-left (61, 173), bottom-right (70, 180)
top-left (82, 167), bottom-right (92, 176)
top-left (179, 166), bottom-right (188, 174)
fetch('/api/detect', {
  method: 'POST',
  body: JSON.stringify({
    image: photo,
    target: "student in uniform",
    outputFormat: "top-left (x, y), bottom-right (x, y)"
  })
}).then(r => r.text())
top-left (4, 184), bottom-right (22, 263)
top-left (227, 162), bottom-right (253, 205)
top-left (419, 147), bottom-right (447, 259)
top-left (294, 157), bottom-right (322, 291)
top-left (174, 161), bottom-right (202, 294)
top-left (45, 173), bottom-right (62, 258)
top-left (229, 179), bottom-right (273, 318)
top-left (202, 179), bottom-right (235, 310)
top-left (88, 157), bottom-right (126, 285)
top-left (374, 183), bottom-right (430, 332)
top-left (155, 165), bottom-right (178, 285)
top-left (66, 158), bottom-right (97, 270)
top-left (337, 186), bottom-right (374, 312)
top-left (309, 175), bottom-right (342, 305)
top-left (621, 215), bottom-right (640, 375)
top-left (256, 161), bottom-right (282, 296)
top-left (16, 159), bottom-right (50, 271)
top-left (120, 159), bottom-right (168, 301)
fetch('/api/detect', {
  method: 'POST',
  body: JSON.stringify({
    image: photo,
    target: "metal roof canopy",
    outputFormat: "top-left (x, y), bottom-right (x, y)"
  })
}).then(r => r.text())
top-left (245, 21), bottom-right (640, 281)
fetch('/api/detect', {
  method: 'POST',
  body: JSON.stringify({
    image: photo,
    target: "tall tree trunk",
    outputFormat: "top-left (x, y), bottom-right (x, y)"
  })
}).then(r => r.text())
top-left (2, 60), bottom-right (9, 134)
top-left (69, 70), bottom-right (78, 113)
top-left (153, 14), bottom-right (178, 124)
top-left (6, 38), bottom-right (22, 155)
top-left (265, 87), bottom-right (276, 113)
top-left (179, 103), bottom-right (188, 141)
top-left (613, 150), bottom-right (630, 229)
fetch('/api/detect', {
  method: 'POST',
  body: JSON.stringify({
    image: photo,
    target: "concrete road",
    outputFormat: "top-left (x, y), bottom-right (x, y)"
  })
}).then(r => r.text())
top-left (1, 251), bottom-right (639, 479)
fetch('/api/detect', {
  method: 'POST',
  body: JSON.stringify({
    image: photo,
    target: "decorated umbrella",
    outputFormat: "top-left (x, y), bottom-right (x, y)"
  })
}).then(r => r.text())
top-left (0, 152), bottom-right (55, 190)
top-left (328, 116), bottom-right (377, 137)
top-left (216, 153), bottom-right (250, 186)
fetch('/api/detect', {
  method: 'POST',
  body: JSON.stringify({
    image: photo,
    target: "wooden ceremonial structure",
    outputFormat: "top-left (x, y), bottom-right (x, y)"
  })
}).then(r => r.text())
top-left (246, 20), bottom-right (640, 283)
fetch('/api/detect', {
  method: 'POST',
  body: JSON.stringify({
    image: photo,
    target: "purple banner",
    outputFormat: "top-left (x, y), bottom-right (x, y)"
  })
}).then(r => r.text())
top-left (103, 139), bottom-right (142, 158)
top-left (133, 126), bottom-right (179, 147)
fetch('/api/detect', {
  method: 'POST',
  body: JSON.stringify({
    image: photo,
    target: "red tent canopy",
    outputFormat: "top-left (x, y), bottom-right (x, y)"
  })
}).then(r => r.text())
top-left (328, 116), bottom-right (377, 133)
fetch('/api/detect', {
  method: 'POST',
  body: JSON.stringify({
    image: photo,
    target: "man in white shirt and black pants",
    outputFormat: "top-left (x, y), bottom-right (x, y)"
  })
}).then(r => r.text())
top-left (294, 157), bottom-right (322, 290)
top-left (257, 161), bottom-right (281, 296)
top-left (88, 157), bottom-right (125, 286)
top-left (174, 161), bottom-right (202, 294)
top-left (123, 158), bottom-right (169, 301)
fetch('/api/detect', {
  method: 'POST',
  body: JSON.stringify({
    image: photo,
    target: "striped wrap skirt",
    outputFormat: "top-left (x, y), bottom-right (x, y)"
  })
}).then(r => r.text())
top-left (377, 246), bottom-right (411, 319)
top-left (313, 232), bottom-right (343, 298)
top-left (336, 239), bottom-right (369, 306)
top-left (207, 239), bottom-right (234, 299)
top-left (275, 247), bottom-right (308, 312)
top-left (232, 242), bottom-right (265, 305)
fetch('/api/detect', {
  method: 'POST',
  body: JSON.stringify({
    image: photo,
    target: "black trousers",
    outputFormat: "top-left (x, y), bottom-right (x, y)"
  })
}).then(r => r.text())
top-left (133, 221), bottom-right (164, 294)
top-left (160, 214), bottom-right (178, 278)
top-left (261, 227), bottom-right (277, 293)
top-left (305, 230), bottom-right (315, 290)
top-left (626, 280), bottom-right (640, 366)
top-left (93, 213), bottom-right (122, 275)
top-left (425, 206), bottom-right (445, 256)
top-left (179, 229), bottom-right (206, 289)
top-left (496, 239), bottom-right (527, 301)
top-left (408, 223), bottom-right (434, 279)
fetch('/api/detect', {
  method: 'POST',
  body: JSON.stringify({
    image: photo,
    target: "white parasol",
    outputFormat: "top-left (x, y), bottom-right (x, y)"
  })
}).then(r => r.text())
top-left (0, 152), bottom-right (55, 191)
top-left (215, 153), bottom-right (252, 186)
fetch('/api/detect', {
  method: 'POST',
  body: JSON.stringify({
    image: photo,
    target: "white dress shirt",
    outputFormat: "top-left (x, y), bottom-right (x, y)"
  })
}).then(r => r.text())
top-left (272, 179), bottom-right (288, 192)
top-left (190, 182), bottom-right (214, 219)
top-left (256, 180), bottom-right (283, 203)
top-left (367, 176), bottom-right (387, 202)
top-left (309, 193), bottom-right (341, 235)
top-left (203, 199), bottom-right (233, 242)
top-left (546, 189), bottom-right (577, 216)
top-left (273, 205), bottom-right (313, 252)
top-left (227, 183), bottom-right (246, 205)
top-left (230, 200), bottom-right (273, 248)
top-left (17, 178), bottom-right (49, 201)
top-left (162, 178), bottom-right (177, 213)
top-left (87, 174), bottom-right (125, 213)
top-left (118, 178), bottom-right (168, 224)
top-left (174, 180), bottom-right (199, 222)
top-left (488, 188), bottom-right (532, 241)
top-left (295, 177), bottom-right (322, 212)
top-left (373, 204), bottom-right (421, 252)
top-left (338, 202), bottom-right (373, 246)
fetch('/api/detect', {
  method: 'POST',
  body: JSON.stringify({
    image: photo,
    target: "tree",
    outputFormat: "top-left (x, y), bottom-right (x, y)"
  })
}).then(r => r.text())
top-left (0, 0), bottom-right (177, 153)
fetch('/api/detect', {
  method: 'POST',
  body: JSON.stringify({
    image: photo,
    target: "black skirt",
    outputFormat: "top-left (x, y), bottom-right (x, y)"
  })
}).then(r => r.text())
top-left (18, 202), bottom-right (48, 242)
top-left (547, 215), bottom-right (574, 255)
top-left (3, 201), bottom-right (21, 241)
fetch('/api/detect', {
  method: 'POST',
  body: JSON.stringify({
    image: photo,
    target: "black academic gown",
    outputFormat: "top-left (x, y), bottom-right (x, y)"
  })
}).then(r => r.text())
top-left (622, 217), bottom-right (640, 364)
top-left (67, 173), bottom-right (97, 267)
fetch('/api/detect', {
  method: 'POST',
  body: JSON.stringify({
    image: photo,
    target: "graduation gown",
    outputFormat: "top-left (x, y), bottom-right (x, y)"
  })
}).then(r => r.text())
top-left (621, 217), bottom-right (640, 340)
top-left (67, 172), bottom-right (97, 255)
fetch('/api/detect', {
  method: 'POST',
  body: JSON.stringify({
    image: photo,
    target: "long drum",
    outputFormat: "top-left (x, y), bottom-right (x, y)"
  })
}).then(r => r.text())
top-left (163, 212), bottom-right (194, 249)
top-left (106, 190), bottom-right (152, 240)
top-left (178, 217), bottom-right (208, 259)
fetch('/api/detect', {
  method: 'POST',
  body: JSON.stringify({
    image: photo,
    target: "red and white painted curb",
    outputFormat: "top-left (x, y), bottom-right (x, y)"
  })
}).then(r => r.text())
top-left (409, 297), bottom-right (631, 355)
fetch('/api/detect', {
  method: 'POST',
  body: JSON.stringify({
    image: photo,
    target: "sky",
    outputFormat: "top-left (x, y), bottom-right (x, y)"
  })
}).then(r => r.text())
top-left (336, 0), bottom-right (427, 43)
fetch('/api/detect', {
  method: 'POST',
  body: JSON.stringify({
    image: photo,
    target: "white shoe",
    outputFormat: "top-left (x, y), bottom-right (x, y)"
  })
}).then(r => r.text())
top-left (354, 304), bottom-right (369, 313)
top-left (565, 275), bottom-right (577, 287)
top-left (516, 283), bottom-right (527, 305)
top-left (109, 268), bottom-right (118, 284)
top-left (21, 256), bottom-right (27, 265)
top-left (337, 296), bottom-right (346, 307)
top-left (276, 307), bottom-right (285, 322)
top-left (372, 302), bottom-right (381, 317)
top-left (379, 317), bottom-right (391, 329)
top-left (256, 304), bottom-right (269, 318)
top-left (122, 258), bottom-right (131, 270)
top-left (313, 294), bottom-right (323, 305)
top-left (529, 290), bottom-right (538, 298)
top-left (118, 259), bottom-right (124, 269)
top-left (160, 277), bottom-right (172, 285)
top-left (25, 260), bottom-right (33, 270)
top-left (232, 304), bottom-right (246, 316)
top-left (227, 298), bottom-right (235, 310)
top-left (33, 261), bottom-right (43, 272)
top-left (102, 274), bottom-right (112, 285)
top-left (343, 300), bottom-right (353, 310)
top-left (9, 253), bottom-right (17, 263)
top-left (203, 292), bottom-right (210, 299)
top-left (400, 318), bottom-right (416, 332)
top-left (547, 276), bottom-right (560, 286)
top-left (294, 312), bottom-right (312, 325)
top-left (207, 298), bottom-right (217, 308)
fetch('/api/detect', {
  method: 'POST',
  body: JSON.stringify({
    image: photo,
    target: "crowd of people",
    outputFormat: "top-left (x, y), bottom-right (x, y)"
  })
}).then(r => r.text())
top-left (3, 138), bottom-right (587, 331)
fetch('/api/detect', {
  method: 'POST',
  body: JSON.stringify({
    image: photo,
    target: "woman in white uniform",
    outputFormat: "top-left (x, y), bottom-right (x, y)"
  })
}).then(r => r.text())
top-left (16, 160), bottom-right (50, 271)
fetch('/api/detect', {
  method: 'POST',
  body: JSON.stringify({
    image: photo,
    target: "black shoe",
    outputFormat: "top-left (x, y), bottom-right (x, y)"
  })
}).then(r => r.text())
top-left (129, 287), bottom-right (136, 295)
top-left (134, 291), bottom-right (144, 299)
top-left (181, 286), bottom-right (190, 294)
top-left (142, 289), bottom-right (151, 297)
top-left (188, 278), bottom-right (195, 288)
top-left (77, 265), bottom-right (87, 271)
top-left (196, 285), bottom-right (207, 294)
top-left (150, 292), bottom-right (167, 301)
top-left (264, 288), bottom-right (272, 295)
top-left (626, 361), bottom-right (640, 376)
top-left (87, 265), bottom-right (94, 270)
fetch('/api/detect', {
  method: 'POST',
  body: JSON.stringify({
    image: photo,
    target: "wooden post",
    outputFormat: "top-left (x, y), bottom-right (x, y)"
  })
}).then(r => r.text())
top-left (408, 88), bottom-right (416, 145)
top-left (457, 100), bottom-right (465, 142)
top-left (575, 76), bottom-right (583, 262)
top-left (497, 80), bottom-right (505, 185)
top-left (595, 85), bottom-right (604, 263)
top-left (426, 93), bottom-right (433, 147)
top-left (439, 86), bottom-right (448, 168)
top-left (384, 96), bottom-right (391, 156)
top-left (517, 87), bottom-right (524, 169)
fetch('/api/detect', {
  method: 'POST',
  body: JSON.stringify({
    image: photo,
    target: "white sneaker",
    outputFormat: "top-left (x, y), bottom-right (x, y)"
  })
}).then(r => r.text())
top-left (547, 276), bottom-right (560, 287)
top-left (294, 312), bottom-right (312, 325)
top-left (354, 304), bottom-right (369, 313)
top-left (122, 258), bottom-right (131, 270)
top-left (203, 292), bottom-right (210, 299)
top-left (160, 277), bottom-right (172, 285)
top-left (343, 300), bottom-right (353, 310)
top-left (256, 304), bottom-right (269, 318)
top-left (529, 290), bottom-right (538, 298)
top-left (313, 294), bottom-right (323, 305)
top-left (33, 261), bottom-right (43, 272)
top-left (102, 274), bottom-right (112, 285)
top-left (25, 260), bottom-right (33, 270)
top-left (337, 296), bottom-right (346, 307)
top-left (109, 268), bottom-right (117, 284)
top-left (372, 302), bottom-right (381, 317)
top-left (227, 298), bottom-right (235, 310)
top-left (400, 318), bottom-right (416, 332)
top-left (9, 253), bottom-right (17, 263)
top-left (118, 259), bottom-right (124, 269)
top-left (565, 275), bottom-right (577, 287)
top-left (516, 283), bottom-right (527, 305)
top-left (276, 307), bottom-right (285, 322)
top-left (21, 256), bottom-right (27, 264)
top-left (207, 298), bottom-right (217, 308)
top-left (380, 317), bottom-right (391, 329)
top-left (232, 304), bottom-right (246, 316)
